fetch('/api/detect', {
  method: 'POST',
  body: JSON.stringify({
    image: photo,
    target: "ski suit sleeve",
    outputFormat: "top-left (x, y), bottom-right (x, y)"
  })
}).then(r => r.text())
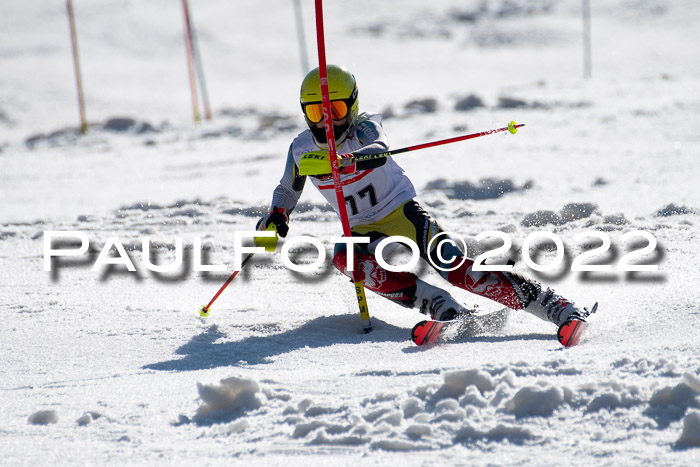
top-left (270, 144), bottom-right (306, 215)
top-left (352, 118), bottom-right (390, 171)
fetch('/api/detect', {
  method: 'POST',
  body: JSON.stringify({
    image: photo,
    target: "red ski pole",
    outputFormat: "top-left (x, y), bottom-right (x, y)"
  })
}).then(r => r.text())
top-left (199, 224), bottom-right (278, 317)
top-left (344, 122), bottom-right (524, 166)
top-left (314, 0), bottom-right (372, 333)
top-left (199, 252), bottom-right (254, 317)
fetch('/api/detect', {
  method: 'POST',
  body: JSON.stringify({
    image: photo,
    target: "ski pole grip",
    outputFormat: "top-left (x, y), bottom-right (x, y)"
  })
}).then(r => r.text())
top-left (340, 157), bottom-right (355, 167)
top-left (254, 224), bottom-right (279, 252)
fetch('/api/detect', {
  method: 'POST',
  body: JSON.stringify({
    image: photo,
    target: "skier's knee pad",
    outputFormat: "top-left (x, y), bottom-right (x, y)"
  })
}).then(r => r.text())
top-left (332, 241), bottom-right (347, 258)
top-left (430, 246), bottom-right (470, 281)
top-left (332, 248), bottom-right (349, 276)
top-left (332, 243), bottom-right (368, 276)
top-left (333, 246), bottom-right (417, 293)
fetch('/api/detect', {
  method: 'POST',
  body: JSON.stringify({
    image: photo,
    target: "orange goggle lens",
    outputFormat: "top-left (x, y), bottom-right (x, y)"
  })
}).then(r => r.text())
top-left (304, 100), bottom-right (348, 123)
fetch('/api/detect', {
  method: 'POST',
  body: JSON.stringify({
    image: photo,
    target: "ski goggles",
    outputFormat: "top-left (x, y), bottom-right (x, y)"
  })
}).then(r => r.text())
top-left (303, 100), bottom-right (349, 124)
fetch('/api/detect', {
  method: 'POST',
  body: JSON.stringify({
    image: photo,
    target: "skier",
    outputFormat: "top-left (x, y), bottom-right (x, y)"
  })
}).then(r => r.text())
top-left (256, 64), bottom-right (590, 335)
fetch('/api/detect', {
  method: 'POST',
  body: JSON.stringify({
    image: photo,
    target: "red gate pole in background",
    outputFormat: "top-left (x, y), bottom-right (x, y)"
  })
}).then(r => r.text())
top-left (66, 0), bottom-right (87, 134)
top-left (184, 0), bottom-right (212, 120)
top-left (181, 0), bottom-right (201, 123)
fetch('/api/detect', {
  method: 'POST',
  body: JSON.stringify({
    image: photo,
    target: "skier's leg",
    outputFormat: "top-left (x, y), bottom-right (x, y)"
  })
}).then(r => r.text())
top-left (332, 243), bottom-right (416, 309)
top-left (442, 257), bottom-right (588, 325)
top-left (402, 201), bottom-right (587, 326)
top-left (332, 237), bottom-right (471, 321)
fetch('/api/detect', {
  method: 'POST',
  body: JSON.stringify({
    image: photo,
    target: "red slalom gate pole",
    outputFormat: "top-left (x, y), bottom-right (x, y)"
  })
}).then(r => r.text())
top-left (181, 0), bottom-right (201, 123)
top-left (314, 0), bottom-right (372, 333)
top-left (293, 0), bottom-right (310, 75)
top-left (66, 0), bottom-right (87, 134)
top-left (183, 0), bottom-right (212, 120)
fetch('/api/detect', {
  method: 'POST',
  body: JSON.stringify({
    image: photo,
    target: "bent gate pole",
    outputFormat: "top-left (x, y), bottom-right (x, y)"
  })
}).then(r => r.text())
top-left (314, 0), bottom-right (372, 333)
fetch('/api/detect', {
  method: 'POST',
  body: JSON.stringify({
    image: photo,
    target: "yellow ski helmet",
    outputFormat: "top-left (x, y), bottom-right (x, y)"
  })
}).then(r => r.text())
top-left (300, 65), bottom-right (359, 144)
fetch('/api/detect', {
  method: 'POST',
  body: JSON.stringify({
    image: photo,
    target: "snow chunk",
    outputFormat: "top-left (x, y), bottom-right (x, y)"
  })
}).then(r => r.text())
top-left (363, 407), bottom-right (393, 423)
top-left (401, 397), bottom-right (424, 418)
top-left (309, 432), bottom-right (368, 446)
top-left (560, 203), bottom-right (598, 222)
top-left (648, 383), bottom-right (699, 408)
top-left (655, 203), bottom-right (695, 217)
top-left (294, 421), bottom-right (353, 439)
top-left (425, 178), bottom-right (531, 201)
top-left (404, 98), bottom-right (438, 114)
top-left (675, 412), bottom-right (700, 448)
top-left (644, 383), bottom-right (700, 428)
top-left (218, 420), bottom-right (248, 435)
top-left (305, 405), bottom-right (342, 417)
top-left (521, 210), bottom-right (563, 227)
top-left (0, 231), bottom-right (17, 241)
top-left (372, 439), bottom-right (427, 451)
top-left (435, 399), bottom-right (460, 413)
top-left (76, 411), bottom-right (101, 426)
top-left (498, 371), bottom-right (517, 388)
top-left (585, 392), bottom-right (643, 413)
top-left (76, 414), bottom-right (92, 426)
top-left (433, 409), bottom-right (465, 423)
top-left (522, 203), bottom-right (598, 227)
top-left (28, 410), bottom-right (58, 425)
top-left (683, 373), bottom-right (700, 393)
top-left (486, 424), bottom-right (536, 443)
top-left (454, 94), bottom-right (485, 111)
top-left (25, 127), bottom-right (82, 149)
top-left (497, 96), bottom-right (528, 108)
top-left (454, 421), bottom-right (535, 445)
top-left (297, 399), bottom-right (313, 413)
top-left (603, 214), bottom-right (627, 226)
top-left (496, 95), bottom-right (589, 110)
top-left (102, 117), bottom-right (157, 134)
top-left (195, 376), bottom-right (262, 421)
top-left (377, 411), bottom-right (403, 427)
top-left (262, 388), bottom-right (291, 402)
top-left (504, 386), bottom-right (563, 418)
top-left (434, 369), bottom-right (495, 401)
top-left (489, 385), bottom-right (513, 408)
top-left (459, 386), bottom-right (489, 408)
top-left (405, 423), bottom-right (432, 440)
top-left (292, 420), bottom-right (326, 438)
top-left (433, 399), bottom-right (465, 422)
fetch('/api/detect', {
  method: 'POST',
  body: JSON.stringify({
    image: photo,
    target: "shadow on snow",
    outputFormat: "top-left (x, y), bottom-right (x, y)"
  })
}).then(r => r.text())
top-left (144, 312), bottom-right (553, 371)
top-left (143, 314), bottom-right (408, 370)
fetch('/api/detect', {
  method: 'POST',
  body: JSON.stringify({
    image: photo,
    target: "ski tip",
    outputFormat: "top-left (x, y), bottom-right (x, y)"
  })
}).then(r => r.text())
top-left (411, 320), bottom-right (444, 346)
top-left (411, 320), bottom-right (428, 345)
top-left (557, 320), bottom-right (586, 347)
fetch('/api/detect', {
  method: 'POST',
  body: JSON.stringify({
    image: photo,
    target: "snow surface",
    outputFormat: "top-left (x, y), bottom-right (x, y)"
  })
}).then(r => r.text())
top-left (1, 0), bottom-right (700, 465)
